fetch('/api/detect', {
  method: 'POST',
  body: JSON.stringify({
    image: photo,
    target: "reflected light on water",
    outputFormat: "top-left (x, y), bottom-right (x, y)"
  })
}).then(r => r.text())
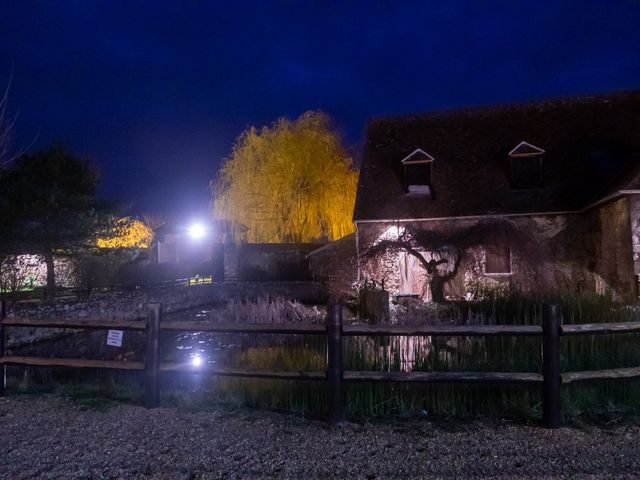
top-left (191, 354), bottom-right (204, 368)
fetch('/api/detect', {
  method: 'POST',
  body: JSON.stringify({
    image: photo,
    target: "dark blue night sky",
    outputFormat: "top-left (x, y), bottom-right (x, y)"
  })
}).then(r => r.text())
top-left (1, 1), bottom-right (639, 218)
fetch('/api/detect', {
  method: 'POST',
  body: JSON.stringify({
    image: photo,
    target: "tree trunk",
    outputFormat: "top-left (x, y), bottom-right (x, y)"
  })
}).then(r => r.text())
top-left (429, 256), bottom-right (460, 304)
top-left (430, 275), bottom-right (447, 303)
top-left (358, 288), bottom-right (390, 324)
top-left (44, 251), bottom-right (56, 297)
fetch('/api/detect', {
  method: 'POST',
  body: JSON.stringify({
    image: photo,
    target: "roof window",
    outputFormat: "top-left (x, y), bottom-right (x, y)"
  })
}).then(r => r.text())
top-left (402, 148), bottom-right (434, 196)
top-left (509, 141), bottom-right (544, 190)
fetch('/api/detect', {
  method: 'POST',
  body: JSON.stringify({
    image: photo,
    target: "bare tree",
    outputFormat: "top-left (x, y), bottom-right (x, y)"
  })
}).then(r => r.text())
top-left (364, 218), bottom-right (537, 303)
top-left (0, 71), bottom-right (16, 167)
top-left (141, 213), bottom-right (167, 231)
top-left (0, 68), bottom-right (37, 170)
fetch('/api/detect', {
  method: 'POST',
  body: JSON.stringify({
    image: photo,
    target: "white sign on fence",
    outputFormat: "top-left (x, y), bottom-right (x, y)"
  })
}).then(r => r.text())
top-left (106, 329), bottom-right (124, 347)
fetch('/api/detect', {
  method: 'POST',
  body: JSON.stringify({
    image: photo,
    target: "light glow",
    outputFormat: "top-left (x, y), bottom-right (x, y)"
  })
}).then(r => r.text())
top-left (377, 225), bottom-right (406, 242)
top-left (188, 223), bottom-right (207, 240)
top-left (192, 354), bottom-right (203, 368)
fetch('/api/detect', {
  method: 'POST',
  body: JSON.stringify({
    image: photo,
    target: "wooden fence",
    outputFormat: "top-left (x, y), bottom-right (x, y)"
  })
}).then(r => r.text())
top-left (1, 299), bottom-right (640, 427)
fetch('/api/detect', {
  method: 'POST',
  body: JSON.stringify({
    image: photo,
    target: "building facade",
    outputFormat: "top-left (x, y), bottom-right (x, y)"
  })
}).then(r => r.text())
top-left (353, 91), bottom-right (640, 301)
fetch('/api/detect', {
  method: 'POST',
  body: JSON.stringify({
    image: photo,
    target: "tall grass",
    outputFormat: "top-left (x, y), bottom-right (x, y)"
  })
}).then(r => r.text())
top-left (204, 297), bottom-right (326, 324)
top-left (12, 293), bottom-right (640, 421)
top-left (178, 292), bottom-right (640, 421)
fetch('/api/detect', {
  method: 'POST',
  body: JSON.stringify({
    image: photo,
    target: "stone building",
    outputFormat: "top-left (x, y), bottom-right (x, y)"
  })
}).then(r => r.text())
top-left (352, 91), bottom-right (640, 301)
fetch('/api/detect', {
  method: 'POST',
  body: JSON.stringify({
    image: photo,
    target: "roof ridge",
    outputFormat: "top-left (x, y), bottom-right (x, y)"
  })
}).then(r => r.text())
top-left (367, 88), bottom-right (640, 126)
top-left (356, 89), bottom-right (640, 221)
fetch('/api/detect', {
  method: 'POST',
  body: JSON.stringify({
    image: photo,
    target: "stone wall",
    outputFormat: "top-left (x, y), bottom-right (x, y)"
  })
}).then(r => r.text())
top-left (0, 254), bottom-right (77, 291)
top-left (308, 233), bottom-right (358, 300)
top-left (236, 244), bottom-right (314, 281)
top-left (355, 203), bottom-right (638, 302)
top-left (138, 243), bottom-right (317, 283)
top-left (588, 196), bottom-right (636, 300)
top-left (357, 219), bottom-right (544, 299)
top-left (628, 194), bottom-right (640, 276)
top-left (224, 243), bottom-right (317, 281)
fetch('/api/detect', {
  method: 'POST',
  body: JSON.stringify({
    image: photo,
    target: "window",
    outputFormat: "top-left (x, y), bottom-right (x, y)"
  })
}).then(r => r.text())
top-left (401, 148), bottom-right (435, 195)
top-left (511, 156), bottom-right (543, 189)
top-left (405, 163), bottom-right (431, 187)
top-left (485, 244), bottom-right (511, 274)
top-left (509, 141), bottom-right (544, 190)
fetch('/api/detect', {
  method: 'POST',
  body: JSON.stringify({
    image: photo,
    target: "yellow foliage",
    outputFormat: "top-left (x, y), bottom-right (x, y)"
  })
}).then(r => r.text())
top-left (212, 111), bottom-right (358, 243)
top-left (97, 217), bottom-right (154, 249)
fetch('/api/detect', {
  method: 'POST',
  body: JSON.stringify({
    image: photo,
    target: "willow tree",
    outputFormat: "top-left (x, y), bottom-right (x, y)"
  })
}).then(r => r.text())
top-left (212, 111), bottom-right (358, 243)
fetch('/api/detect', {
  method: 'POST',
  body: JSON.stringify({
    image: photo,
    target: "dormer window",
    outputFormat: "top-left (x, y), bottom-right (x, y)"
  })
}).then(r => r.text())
top-left (401, 148), bottom-right (435, 196)
top-left (509, 141), bottom-right (544, 190)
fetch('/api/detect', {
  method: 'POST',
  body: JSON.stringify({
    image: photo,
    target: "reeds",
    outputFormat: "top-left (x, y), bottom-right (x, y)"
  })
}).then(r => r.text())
top-left (30, 292), bottom-right (639, 421)
top-left (206, 296), bottom-right (325, 324)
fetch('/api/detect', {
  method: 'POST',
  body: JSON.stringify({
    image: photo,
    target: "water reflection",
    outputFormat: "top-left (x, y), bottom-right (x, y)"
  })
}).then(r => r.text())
top-left (161, 304), bottom-right (328, 371)
top-left (164, 309), bottom-right (433, 373)
top-left (347, 336), bottom-right (433, 372)
top-left (165, 330), bottom-right (244, 367)
top-left (9, 310), bottom-right (436, 375)
top-left (164, 329), bottom-right (327, 372)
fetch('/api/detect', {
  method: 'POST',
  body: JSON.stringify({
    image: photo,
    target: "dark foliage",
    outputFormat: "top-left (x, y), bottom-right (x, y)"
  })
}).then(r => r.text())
top-left (0, 143), bottom-right (116, 293)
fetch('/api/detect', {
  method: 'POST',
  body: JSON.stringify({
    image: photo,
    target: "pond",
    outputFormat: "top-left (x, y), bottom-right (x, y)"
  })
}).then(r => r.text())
top-left (7, 295), bottom-right (640, 419)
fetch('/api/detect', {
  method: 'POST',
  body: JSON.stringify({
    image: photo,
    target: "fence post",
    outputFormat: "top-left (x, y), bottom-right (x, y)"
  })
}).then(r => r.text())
top-left (327, 302), bottom-right (344, 424)
top-left (543, 304), bottom-right (562, 428)
top-left (144, 303), bottom-right (162, 408)
top-left (0, 299), bottom-right (6, 396)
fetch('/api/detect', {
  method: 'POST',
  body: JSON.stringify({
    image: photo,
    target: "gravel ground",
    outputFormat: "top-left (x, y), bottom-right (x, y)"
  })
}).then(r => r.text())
top-left (1, 395), bottom-right (639, 479)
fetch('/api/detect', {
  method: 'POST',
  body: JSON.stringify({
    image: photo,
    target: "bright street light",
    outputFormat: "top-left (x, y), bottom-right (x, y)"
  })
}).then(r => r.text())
top-left (188, 222), bottom-right (206, 240)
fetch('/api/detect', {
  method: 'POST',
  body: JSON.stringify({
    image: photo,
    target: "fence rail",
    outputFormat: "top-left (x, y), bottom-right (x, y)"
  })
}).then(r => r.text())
top-left (159, 363), bottom-right (326, 380)
top-left (562, 366), bottom-right (640, 384)
top-left (0, 355), bottom-right (145, 370)
top-left (560, 321), bottom-right (640, 335)
top-left (342, 324), bottom-right (542, 336)
top-left (1, 317), bottom-right (147, 330)
top-left (2, 299), bottom-right (640, 427)
top-left (343, 371), bottom-right (544, 383)
top-left (159, 320), bottom-right (326, 334)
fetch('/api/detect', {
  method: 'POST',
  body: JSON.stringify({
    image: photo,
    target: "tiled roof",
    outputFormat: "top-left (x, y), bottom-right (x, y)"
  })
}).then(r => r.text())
top-left (354, 90), bottom-right (640, 221)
